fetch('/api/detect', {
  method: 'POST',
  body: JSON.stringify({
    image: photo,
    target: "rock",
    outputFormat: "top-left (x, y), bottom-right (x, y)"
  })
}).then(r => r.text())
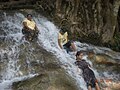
top-left (88, 51), bottom-right (119, 65)
top-left (95, 54), bottom-right (117, 64)
top-left (12, 70), bottom-right (79, 90)
top-left (100, 79), bottom-right (120, 90)
top-left (0, 0), bottom-right (120, 51)
top-left (10, 42), bottom-right (79, 90)
top-left (88, 52), bottom-right (120, 76)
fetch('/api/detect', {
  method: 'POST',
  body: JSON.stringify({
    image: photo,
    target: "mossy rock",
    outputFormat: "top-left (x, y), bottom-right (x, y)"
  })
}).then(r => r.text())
top-left (12, 69), bottom-right (79, 90)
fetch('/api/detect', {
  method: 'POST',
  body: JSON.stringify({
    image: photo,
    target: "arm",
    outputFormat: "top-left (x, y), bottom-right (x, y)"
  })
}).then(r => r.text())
top-left (86, 61), bottom-right (91, 67)
top-left (88, 63), bottom-right (91, 67)
top-left (58, 39), bottom-right (63, 49)
top-left (23, 22), bottom-right (32, 30)
top-left (75, 62), bottom-right (82, 74)
top-left (35, 24), bottom-right (39, 31)
top-left (70, 42), bottom-right (77, 51)
top-left (65, 32), bottom-right (68, 42)
top-left (77, 67), bottom-right (82, 74)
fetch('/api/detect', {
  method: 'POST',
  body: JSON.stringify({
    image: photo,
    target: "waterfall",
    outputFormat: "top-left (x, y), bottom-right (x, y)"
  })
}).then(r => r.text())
top-left (0, 13), bottom-right (39, 90)
top-left (0, 12), bottom-right (120, 90)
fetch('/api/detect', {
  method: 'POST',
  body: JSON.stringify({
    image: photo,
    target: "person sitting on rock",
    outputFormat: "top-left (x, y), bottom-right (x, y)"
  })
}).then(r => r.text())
top-left (58, 28), bottom-right (76, 53)
top-left (75, 51), bottom-right (100, 90)
top-left (22, 14), bottom-right (39, 41)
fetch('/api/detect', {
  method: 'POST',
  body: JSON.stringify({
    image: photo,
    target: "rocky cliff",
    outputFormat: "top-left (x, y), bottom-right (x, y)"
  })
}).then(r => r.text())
top-left (0, 0), bottom-right (120, 51)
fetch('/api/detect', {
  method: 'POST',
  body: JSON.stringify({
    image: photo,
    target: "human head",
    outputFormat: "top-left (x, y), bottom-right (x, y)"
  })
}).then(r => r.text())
top-left (76, 51), bottom-right (84, 60)
top-left (27, 14), bottom-right (32, 20)
top-left (59, 28), bottom-right (66, 35)
top-left (59, 30), bottom-right (65, 34)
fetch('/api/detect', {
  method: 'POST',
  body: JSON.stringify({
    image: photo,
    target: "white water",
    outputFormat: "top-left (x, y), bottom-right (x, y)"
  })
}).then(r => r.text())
top-left (0, 12), bottom-right (120, 90)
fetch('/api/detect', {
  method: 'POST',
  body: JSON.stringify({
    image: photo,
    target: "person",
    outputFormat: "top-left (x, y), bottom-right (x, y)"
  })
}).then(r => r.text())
top-left (22, 14), bottom-right (39, 41)
top-left (58, 29), bottom-right (76, 53)
top-left (75, 51), bottom-right (100, 90)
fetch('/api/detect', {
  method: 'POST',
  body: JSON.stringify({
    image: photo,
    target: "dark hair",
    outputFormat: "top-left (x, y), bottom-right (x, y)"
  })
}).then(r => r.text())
top-left (60, 29), bottom-right (66, 34)
top-left (27, 14), bottom-right (32, 17)
top-left (60, 29), bottom-right (64, 33)
top-left (76, 51), bottom-right (83, 57)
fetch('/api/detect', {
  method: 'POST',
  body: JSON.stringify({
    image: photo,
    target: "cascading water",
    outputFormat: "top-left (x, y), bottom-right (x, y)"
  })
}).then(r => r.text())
top-left (0, 12), bottom-right (39, 90)
top-left (0, 12), bottom-right (120, 90)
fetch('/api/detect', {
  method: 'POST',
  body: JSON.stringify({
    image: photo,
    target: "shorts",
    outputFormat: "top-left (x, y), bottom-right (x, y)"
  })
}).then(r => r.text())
top-left (22, 28), bottom-right (29, 35)
top-left (22, 28), bottom-right (39, 41)
top-left (83, 68), bottom-right (97, 88)
top-left (86, 78), bottom-right (97, 88)
top-left (63, 40), bottom-right (74, 53)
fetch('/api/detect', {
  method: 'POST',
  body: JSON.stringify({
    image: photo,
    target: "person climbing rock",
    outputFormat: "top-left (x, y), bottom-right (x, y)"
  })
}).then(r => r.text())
top-left (75, 51), bottom-right (100, 90)
top-left (22, 14), bottom-right (39, 41)
top-left (58, 28), bottom-right (77, 53)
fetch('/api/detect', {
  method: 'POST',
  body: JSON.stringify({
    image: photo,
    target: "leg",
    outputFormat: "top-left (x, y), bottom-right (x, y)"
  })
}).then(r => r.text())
top-left (63, 46), bottom-right (69, 53)
top-left (22, 29), bottom-right (32, 41)
top-left (25, 35), bottom-right (29, 41)
top-left (88, 85), bottom-right (92, 90)
top-left (70, 42), bottom-right (76, 51)
top-left (95, 82), bottom-right (100, 90)
top-left (30, 31), bottom-right (38, 41)
top-left (63, 42), bottom-right (71, 53)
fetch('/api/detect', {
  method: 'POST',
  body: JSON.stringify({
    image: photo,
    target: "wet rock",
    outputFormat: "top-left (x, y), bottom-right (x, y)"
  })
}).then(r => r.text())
top-left (87, 50), bottom-right (120, 65)
top-left (9, 42), bottom-right (79, 90)
top-left (38, 0), bottom-right (120, 51)
top-left (100, 79), bottom-right (120, 90)
top-left (88, 52), bottom-right (120, 78)
top-left (95, 54), bottom-right (117, 64)
top-left (12, 70), bottom-right (79, 90)
top-left (0, 1), bottom-right (120, 51)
